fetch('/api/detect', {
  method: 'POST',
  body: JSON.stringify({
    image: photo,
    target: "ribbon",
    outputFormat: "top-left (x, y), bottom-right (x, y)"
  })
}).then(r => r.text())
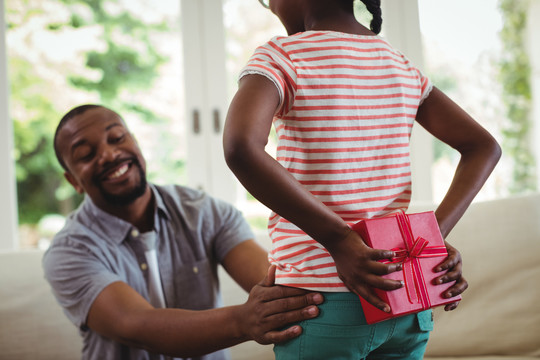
top-left (383, 211), bottom-right (448, 309)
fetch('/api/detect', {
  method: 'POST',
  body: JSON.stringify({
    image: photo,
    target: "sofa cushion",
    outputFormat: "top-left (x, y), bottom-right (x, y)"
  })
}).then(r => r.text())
top-left (0, 249), bottom-right (82, 360)
top-left (422, 194), bottom-right (540, 358)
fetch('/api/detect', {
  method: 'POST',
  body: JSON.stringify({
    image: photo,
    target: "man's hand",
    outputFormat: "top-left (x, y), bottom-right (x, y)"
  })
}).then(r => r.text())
top-left (327, 229), bottom-right (403, 313)
top-left (434, 241), bottom-right (468, 311)
top-left (239, 265), bottom-right (323, 344)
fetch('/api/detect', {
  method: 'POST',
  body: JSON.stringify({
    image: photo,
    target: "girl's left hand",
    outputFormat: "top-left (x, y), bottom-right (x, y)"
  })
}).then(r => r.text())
top-left (434, 241), bottom-right (468, 311)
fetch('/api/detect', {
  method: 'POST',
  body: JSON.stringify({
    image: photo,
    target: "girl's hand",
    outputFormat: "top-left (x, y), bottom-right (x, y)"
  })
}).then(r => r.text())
top-left (327, 229), bottom-right (404, 312)
top-left (434, 241), bottom-right (468, 311)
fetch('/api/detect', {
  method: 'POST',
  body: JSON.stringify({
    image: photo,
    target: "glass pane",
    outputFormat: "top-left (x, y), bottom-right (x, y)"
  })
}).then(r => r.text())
top-left (223, 0), bottom-right (284, 231)
top-left (418, 0), bottom-right (514, 202)
top-left (6, 0), bottom-right (185, 249)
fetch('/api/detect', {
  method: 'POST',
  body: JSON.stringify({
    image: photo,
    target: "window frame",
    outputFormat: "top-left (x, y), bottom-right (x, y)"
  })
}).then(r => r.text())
top-left (4, 0), bottom-right (530, 250)
top-left (0, 0), bottom-right (18, 250)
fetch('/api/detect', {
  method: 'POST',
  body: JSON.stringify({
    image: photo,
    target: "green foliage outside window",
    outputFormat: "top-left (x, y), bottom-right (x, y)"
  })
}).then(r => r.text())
top-left (499, 0), bottom-right (536, 193)
top-left (7, 0), bottom-right (174, 224)
top-left (6, 0), bottom-right (538, 230)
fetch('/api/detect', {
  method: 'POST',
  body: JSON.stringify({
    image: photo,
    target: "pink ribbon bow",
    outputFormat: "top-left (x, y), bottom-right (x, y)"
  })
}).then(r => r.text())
top-left (385, 211), bottom-right (448, 308)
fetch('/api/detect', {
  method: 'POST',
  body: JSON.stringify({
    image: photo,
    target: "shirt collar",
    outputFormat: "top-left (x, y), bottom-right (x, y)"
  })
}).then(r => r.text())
top-left (81, 184), bottom-right (170, 246)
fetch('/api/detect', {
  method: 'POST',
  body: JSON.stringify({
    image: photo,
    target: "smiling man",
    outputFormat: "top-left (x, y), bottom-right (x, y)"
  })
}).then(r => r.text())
top-left (55, 106), bottom-right (150, 221)
top-left (43, 104), bottom-right (322, 360)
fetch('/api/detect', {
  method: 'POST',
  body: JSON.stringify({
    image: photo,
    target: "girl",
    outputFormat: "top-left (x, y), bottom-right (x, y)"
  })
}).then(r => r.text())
top-left (224, 1), bottom-right (501, 358)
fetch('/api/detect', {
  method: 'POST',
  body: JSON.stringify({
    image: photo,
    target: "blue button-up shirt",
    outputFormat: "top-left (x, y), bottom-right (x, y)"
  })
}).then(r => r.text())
top-left (43, 184), bottom-right (254, 360)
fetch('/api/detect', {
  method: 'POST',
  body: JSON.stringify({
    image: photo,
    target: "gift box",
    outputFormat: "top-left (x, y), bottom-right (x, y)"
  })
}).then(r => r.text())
top-left (351, 211), bottom-right (461, 324)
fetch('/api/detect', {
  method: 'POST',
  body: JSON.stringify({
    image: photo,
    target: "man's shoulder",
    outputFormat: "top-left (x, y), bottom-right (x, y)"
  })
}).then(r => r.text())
top-left (46, 199), bottom-right (115, 255)
top-left (52, 206), bottom-right (93, 240)
top-left (154, 183), bottom-right (205, 201)
top-left (153, 183), bottom-right (230, 211)
top-left (153, 183), bottom-right (239, 223)
top-left (46, 214), bottom-right (100, 255)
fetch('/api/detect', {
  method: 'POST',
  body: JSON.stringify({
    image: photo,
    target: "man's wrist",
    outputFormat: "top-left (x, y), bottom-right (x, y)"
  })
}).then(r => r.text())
top-left (228, 304), bottom-right (251, 343)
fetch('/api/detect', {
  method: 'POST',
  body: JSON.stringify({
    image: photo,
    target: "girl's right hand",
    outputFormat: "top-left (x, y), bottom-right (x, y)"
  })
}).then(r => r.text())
top-left (328, 229), bottom-right (404, 312)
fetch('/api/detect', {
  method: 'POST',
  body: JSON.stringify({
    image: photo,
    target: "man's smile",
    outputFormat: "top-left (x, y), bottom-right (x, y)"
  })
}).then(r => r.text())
top-left (107, 163), bottom-right (130, 180)
top-left (99, 159), bottom-right (136, 183)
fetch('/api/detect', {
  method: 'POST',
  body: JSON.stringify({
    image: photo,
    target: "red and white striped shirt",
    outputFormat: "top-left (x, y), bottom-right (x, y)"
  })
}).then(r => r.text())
top-left (240, 31), bottom-right (433, 291)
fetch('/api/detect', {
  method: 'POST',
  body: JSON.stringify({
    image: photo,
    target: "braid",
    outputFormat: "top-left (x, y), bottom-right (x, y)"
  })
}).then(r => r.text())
top-left (360, 0), bottom-right (382, 34)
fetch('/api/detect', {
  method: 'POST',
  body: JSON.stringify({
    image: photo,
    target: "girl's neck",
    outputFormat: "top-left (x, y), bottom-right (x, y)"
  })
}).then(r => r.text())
top-left (304, 12), bottom-right (375, 36)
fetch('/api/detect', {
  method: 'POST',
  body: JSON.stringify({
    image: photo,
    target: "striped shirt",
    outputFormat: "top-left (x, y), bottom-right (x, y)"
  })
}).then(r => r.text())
top-left (240, 31), bottom-right (433, 291)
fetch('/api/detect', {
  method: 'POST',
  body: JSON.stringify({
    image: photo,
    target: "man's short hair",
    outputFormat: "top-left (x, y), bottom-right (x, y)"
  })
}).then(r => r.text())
top-left (54, 104), bottom-right (103, 171)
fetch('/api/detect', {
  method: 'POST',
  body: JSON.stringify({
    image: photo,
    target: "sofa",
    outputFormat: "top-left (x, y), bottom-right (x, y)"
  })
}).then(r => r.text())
top-left (1, 194), bottom-right (539, 360)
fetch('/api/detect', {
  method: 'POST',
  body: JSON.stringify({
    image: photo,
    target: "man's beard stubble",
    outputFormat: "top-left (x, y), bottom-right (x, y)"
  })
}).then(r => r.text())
top-left (94, 158), bottom-right (148, 207)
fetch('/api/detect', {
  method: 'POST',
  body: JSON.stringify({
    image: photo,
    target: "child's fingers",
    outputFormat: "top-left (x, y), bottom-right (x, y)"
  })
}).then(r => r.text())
top-left (434, 261), bottom-right (461, 284)
top-left (444, 301), bottom-right (460, 311)
top-left (443, 275), bottom-right (468, 299)
top-left (360, 272), bottom-right (404, 292)
top-left (370, 248), bottom-right (396, 261)
top-left (435, 241), bottom-right (462, 272)
top-left (435, 255), bottom-right (457, 272)
top-left (369, 260), bottom-right (403, 276)
top-left (354, 286), bottom-right (391, 313)
top-left (369, 248), bottom-right (403, 275)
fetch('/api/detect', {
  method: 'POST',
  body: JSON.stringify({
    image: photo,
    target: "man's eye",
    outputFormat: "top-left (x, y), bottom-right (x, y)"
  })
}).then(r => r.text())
top-left (110, 134), bottom-right (125, 144)
top-left (74, 152), bottom-right (93, 162)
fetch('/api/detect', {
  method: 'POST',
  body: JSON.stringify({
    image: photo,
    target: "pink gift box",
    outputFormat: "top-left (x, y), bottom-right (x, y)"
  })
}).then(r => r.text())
top-left (351, 211), bottom-right (461, 324)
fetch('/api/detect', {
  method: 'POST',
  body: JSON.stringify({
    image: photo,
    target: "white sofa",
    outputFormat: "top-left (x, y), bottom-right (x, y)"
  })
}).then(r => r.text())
top-left (1, 194), bottom-right (539, 359)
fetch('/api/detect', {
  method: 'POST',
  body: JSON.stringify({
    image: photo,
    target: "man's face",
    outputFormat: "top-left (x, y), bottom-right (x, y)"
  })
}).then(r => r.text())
top-left (57, 107), bottom-right (148, 208)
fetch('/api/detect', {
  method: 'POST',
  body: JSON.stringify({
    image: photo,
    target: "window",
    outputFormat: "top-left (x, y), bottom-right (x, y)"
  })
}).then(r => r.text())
top-left (418, 0), bottom-right (538, 201)
top-left (1, 0), bottom-right (537, 250)
top-left (4, 0), bottom-right (185, 249)
top-left (418, 0), bottom-right (508, 202)
top-left (222, 0), bottom-right (284, 230)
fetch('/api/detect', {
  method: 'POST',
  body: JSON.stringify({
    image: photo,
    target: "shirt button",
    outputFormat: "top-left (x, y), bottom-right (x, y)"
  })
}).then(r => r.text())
top-left (141, 263), bottom-right (148, 271)
top-left (131, 229), bottom-right (140, 238)
top-left (193, 266), bottom-right (199, 274)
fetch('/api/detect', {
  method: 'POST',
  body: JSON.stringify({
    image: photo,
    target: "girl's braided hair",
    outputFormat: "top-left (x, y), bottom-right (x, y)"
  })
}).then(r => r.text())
top-left (360, 0), bottom-right (382, 34)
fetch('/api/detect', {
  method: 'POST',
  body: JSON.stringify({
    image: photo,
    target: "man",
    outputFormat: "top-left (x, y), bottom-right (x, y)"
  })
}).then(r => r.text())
top-left (43, 104), bottom-right (323, 360)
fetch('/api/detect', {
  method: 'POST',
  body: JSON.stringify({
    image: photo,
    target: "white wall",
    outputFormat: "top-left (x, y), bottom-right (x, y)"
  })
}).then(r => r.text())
top-left (382, 0), bottom-right (434, 203)
top-left (0, 0), bottom-right (19, 250)
top-left (181, 0), bottom-right (237, 205)
top-left (528, 0), bottom-right (540, 190)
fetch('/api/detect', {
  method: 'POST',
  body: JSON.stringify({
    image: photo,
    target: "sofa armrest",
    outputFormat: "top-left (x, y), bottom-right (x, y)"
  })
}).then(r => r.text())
top-left (0, 249), bottom-right (82, 360)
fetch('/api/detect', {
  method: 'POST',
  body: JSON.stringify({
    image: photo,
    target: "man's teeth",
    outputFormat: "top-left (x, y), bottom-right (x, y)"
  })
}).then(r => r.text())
top-left (108, 164), bottom-right (129, 179)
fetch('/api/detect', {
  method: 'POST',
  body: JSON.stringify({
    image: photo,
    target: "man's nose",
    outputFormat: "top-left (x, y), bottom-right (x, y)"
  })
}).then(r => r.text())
top-left (97, 144), bottom-right (120, 165)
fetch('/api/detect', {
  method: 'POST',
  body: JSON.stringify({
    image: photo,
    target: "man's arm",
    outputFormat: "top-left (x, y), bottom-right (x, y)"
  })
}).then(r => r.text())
top-left (86, 267), bottom-right (322, 358)
top-left (221, 238), bottom-right (270, 292)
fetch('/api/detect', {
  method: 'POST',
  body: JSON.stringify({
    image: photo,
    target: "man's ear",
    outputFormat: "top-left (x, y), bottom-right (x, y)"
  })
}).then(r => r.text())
top-left (64, 172), bottom-right (84, 194)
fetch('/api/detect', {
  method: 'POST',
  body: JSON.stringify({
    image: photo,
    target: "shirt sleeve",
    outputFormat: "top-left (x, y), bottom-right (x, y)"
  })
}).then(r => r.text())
top-left (204, 196), bottom-right (255, 263)
top-left (408, 58), bottom-right (433, 105)
top-left (175, 186), bottom-right (254, 264)
top-left (239, 36), bottom-right (297, 116)
top-left (395, 48), bottom-right (433, 105)
top-left (417, 68), bottom-right (433, 104)
top-left (42, 239), bottom-right (121, 329)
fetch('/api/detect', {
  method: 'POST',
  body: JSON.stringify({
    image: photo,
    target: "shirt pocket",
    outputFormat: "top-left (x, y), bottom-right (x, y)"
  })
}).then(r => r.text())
top-left (416, 309), bottom-right (434, 332)
top-left (172, 258), bottom-right (219, 310)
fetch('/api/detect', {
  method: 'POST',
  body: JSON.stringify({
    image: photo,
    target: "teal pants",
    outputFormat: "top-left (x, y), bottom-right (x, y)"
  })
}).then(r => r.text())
top-left (274, 292), bottom-right (433, 360)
